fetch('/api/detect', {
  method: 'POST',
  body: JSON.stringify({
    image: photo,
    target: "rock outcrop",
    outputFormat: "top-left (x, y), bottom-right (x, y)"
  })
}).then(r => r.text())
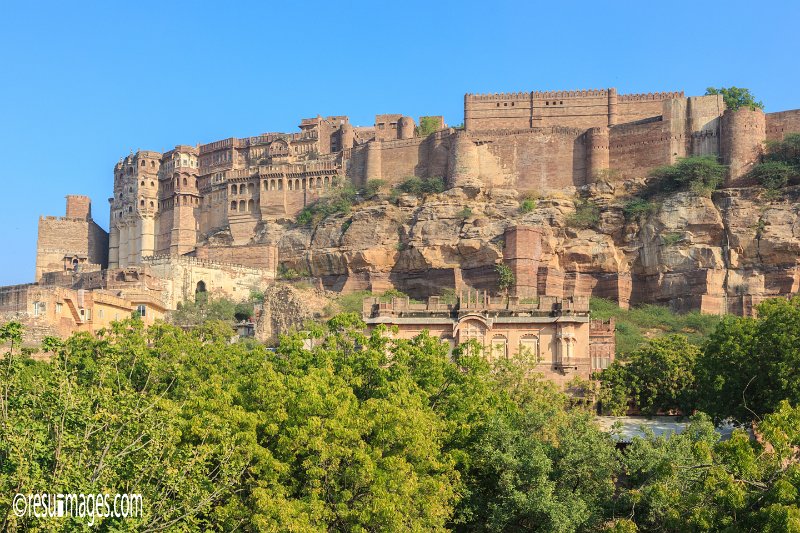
top-left (265, 183), bottom-right (800, 315)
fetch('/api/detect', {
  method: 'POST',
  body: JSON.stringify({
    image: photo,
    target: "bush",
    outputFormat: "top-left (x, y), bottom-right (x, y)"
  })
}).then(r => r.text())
top-left (296, 182), bottom-right (358, 225)
top-left (566, 200), bottom-right (600, 229)
top-left (661, 232), bottom-right (683, 247)
top-left (519, 199), bottom-right (537, 213)
top-left (392, 176), bottom-right (446, 200)
top-left (622, 197), bottom-right (658, 221)
top-left (457, 207), bottom-right (472, 220)
top-left (362, 179), bottom-right (385, 198)
top-left (750, 161), bottom-right (794, 190)
top-left (648, 156), bottom-right (726, 196)
top-left (765, 133), bottom-right (800, 166)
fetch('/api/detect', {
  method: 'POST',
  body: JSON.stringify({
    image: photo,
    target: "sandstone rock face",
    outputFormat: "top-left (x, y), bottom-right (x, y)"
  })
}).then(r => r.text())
top-left (263, 185), bottom-right (800, 315)
top-left (254, 283), bottom-right (332, 341)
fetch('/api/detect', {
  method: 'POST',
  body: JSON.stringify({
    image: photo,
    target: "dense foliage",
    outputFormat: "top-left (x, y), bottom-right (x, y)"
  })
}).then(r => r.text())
top-left (705, 86), bottom-right (764, 111)
top-left (391, 176), bottom-right (446, 200)
top-left (4, 296), bottom-right (800, 530)
top-left (566, 200), bottom-right (600, 229)
top-left (647, 156), bottom-right (727, 196)
top-left (416, 116), bottom-right (441, 137)
top-left (750, 133), bottom-right (800, 191)
top-left (599, 296), bottom-right (800, 424)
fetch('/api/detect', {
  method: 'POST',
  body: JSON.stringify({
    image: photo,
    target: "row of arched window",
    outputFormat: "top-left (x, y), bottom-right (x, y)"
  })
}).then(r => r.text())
top-left (230, 199), bottom-right (255, 213)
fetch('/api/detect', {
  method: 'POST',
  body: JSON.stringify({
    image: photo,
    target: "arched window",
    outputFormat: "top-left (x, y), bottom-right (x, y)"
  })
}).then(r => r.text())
top-left (295, 179), bottom-right (300, 190)
top-left (519, 335), bottom-right (540, 362)
top-left (278, 179), bottom-right (283, 190)
top-left (491, 335), bottom-right (508, 360)
top-left (195, 281), bottom-right (207, 303)
top-left (230, 201), bottom-right (237, 211)
top-left (183, 177), bottom-right (187, 186)
top-left (195, 179), bottom-right (198, 188)
top-left (231, 184), bottom-right (236, 195)
top-left (140, 199), bottom-right (145, 207)
top-left (141, 180), bottom-right (145, 186)
top-left (151, 161), bottom-right (156, 167)
top-left (150, 181), bottom-right (154, 187)
top-left (324, 176), bottom-right (330, 187)
top-left (316, 177), bottom-right (321, 188)
top-left (247, 199), bottom-right (254, 212)
top-left (149, 201), bottom-right (154, 207)
top-left (239, 184), bottom-right (246, 194)
top-left (288, 180), bottom-right (293, 191)
top-left (140, 160), bottom-right (145, 166)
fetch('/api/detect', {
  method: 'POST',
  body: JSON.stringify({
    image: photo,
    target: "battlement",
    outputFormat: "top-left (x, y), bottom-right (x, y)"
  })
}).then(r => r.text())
top-left (618, 91), bottom-right (684, 102)
top-left (363, 293), bottom-right (590, 318)
top-left (141, 254), bottom-right (271, 274)
top-left (532, 89), bottom-right (608, 98)
top-left (465, 92), bottom-right (530, 101)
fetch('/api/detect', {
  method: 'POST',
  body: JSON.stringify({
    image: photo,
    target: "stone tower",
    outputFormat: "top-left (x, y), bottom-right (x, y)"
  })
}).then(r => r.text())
top-left (156, 146), bottom-right (200, 256)
top-left (109, 150), bottom-right (161, 268)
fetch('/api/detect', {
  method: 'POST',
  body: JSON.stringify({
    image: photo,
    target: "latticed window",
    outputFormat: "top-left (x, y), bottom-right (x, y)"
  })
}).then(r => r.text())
top-left (460, 320), bottom-right (485, 342)
top-left (491, 335), bottom-right (507, 360)
top-left (519, 335), bottom-right (539, 362)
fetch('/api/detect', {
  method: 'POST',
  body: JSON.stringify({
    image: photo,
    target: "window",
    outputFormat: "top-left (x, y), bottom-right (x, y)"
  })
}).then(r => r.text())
top-left (230, 201), bottom-right (237, 211)
top-left (56, 302), bottom-right (62, 314)
top-left (85, 309), bottom-right (92, 320)
top-left (33, 301), bottom-right (46, 316)
top-left (519, 335), bottom-right (540, 362)
top-left (491, 335), bottom-right (507, 360)
top-left (136, 304), bottom-right (146, 317)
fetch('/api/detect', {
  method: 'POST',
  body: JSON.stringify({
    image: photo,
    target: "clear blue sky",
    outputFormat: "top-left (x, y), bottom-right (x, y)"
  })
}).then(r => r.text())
top-left (1, 0), bottom-right (797, 285)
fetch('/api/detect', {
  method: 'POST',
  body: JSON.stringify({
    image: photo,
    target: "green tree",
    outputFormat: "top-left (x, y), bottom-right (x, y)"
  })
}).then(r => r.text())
top-left (495, 262), bottom-right (515, 294)
top-left (416, 116), bottom-right (441, 137)
top-left (696, 296), bottom-right (800, 422)
top-left (706, 86), bottom-right (764, 111)
top-left (599, 335), bottom-right (699, 416)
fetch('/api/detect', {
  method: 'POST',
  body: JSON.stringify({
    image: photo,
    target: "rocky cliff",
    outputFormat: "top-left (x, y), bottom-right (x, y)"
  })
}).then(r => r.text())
top-left (252, 182), bottom-right (800, 315)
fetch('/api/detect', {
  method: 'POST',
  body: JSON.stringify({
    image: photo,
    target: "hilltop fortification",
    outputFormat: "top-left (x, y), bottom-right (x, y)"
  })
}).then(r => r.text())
top-left (25, 87), bottom-right (800, 320)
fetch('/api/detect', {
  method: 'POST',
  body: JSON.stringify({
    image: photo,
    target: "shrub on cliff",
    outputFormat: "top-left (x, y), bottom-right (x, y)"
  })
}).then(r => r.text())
top-left (705, 86), bottom-right (764, 111)
top-left (622, 197), bottom-right (658, 222)
top-left (749, 133), bottom-right (800, 191)
top-left (390, 176), bottom-right (446, 201)
top-left (296, 183), bottom-right (358, 225)
top-left (648, 156), bottom-right (726, 196)
top-left (566, 200), bottom-right (600, 229)
top-left (750, 160), bottom-right (795, 190)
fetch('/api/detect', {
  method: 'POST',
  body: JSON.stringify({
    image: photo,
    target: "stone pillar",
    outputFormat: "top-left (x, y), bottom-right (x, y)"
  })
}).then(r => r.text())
top-left (721, 108), bottom-right (766, 187)
top-left (586, 126), bottom-right (610, 182)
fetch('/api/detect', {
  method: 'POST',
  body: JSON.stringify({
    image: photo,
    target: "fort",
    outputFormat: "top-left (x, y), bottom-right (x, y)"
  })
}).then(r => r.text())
top-left (5, 85), bottom-right (800, 382)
